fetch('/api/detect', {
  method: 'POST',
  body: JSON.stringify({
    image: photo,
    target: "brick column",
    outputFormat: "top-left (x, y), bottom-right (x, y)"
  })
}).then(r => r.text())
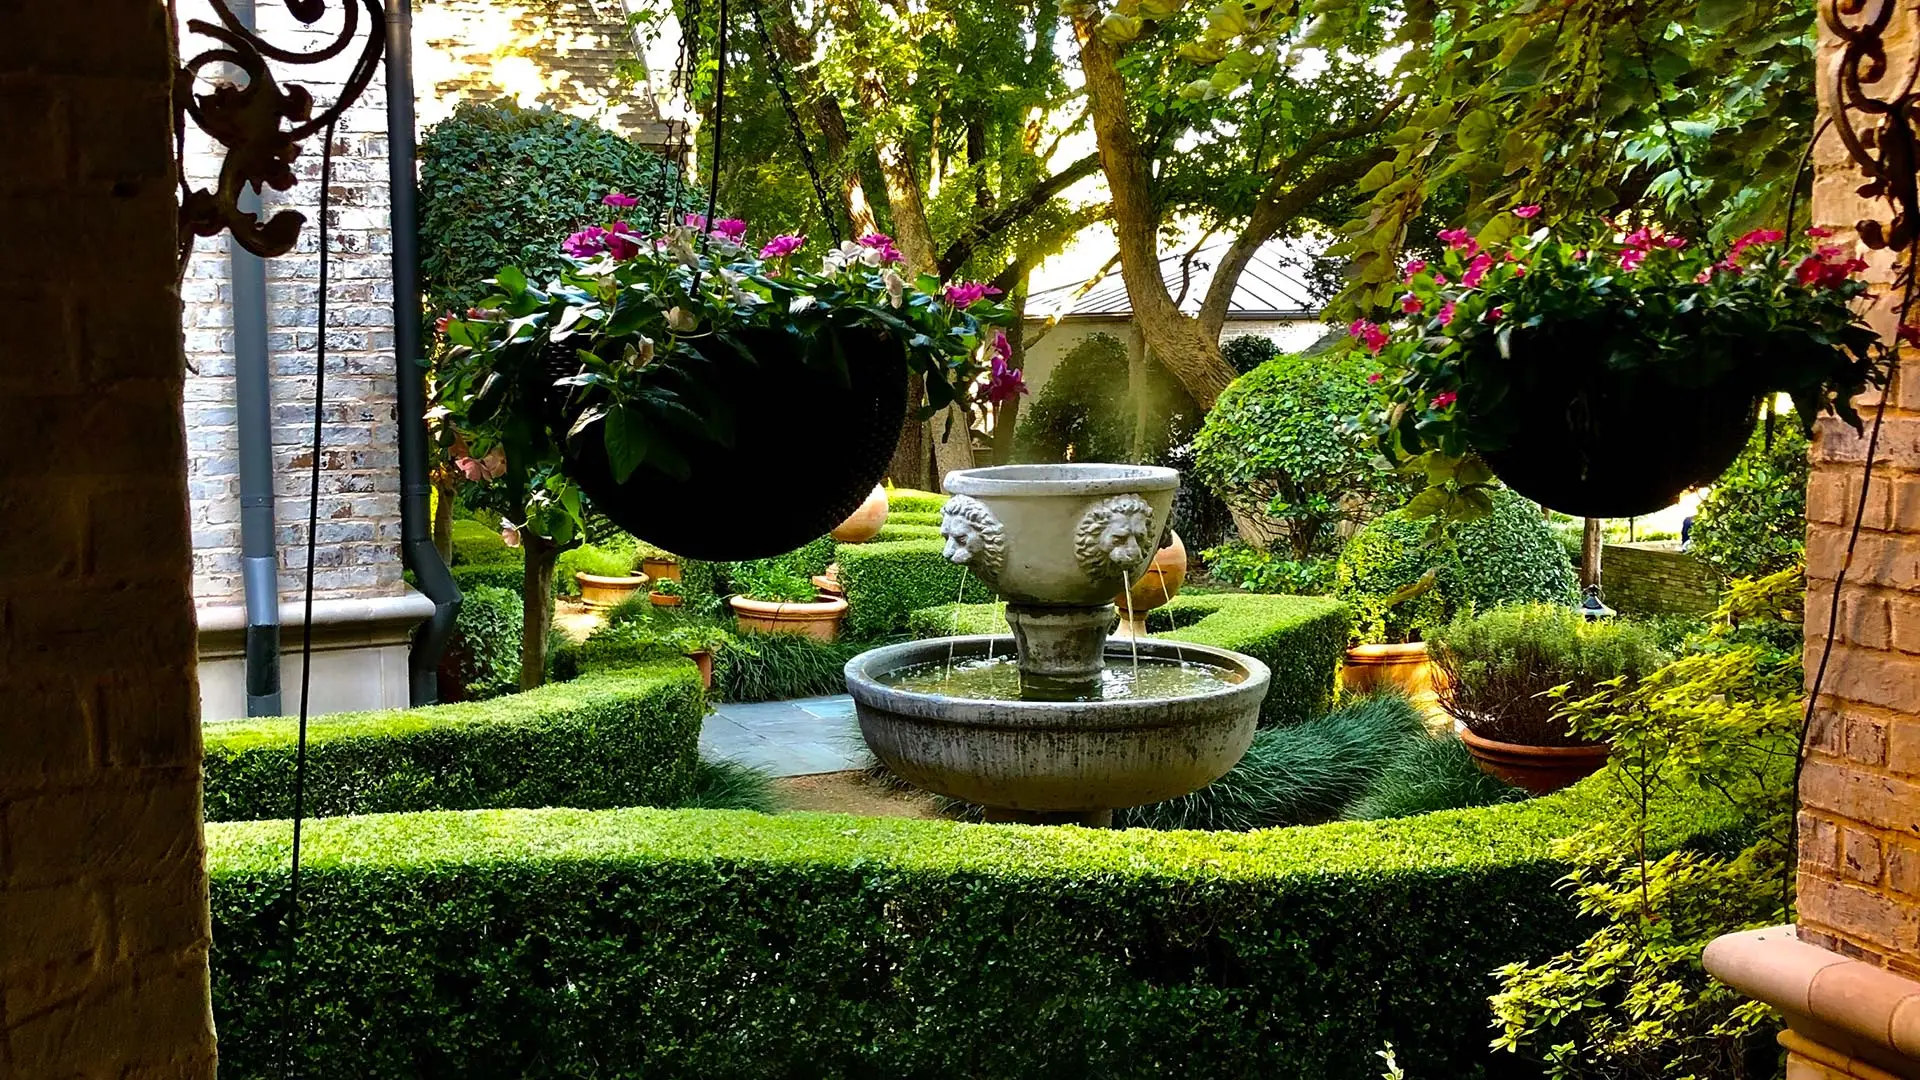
top-left (1705, 2), bottom-right (1920, 1076)
top-left (0, 3), bottom-right (218, 1077)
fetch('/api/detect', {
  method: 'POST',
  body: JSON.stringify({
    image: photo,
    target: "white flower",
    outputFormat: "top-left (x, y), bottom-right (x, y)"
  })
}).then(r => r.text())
top-left (666, 306), bottom-right (699, 333)
top-left (668, 237), bottom-right (700, 268)
top-left (628, 335), bottom-right (655, 369)
top-left (720, 268), bottom-right (763, 307)
top-left (859, 246), bottom-right (887, 268)
top-left (882, 268), bottom-right (905, 309)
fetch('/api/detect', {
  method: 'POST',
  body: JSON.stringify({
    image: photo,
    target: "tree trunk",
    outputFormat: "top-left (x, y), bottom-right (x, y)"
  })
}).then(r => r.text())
top-left (519, 530), bottom-right (557, 691)
top-left (432, 472), bottom-right (456, 565)
top-left (1071, 14), bottom-right (1237, 409)
top-left (991, 284), bottom-right (1030, 465)
top-left (767, 0), bottom-right (876, 235)
top-left (1581, 517), bottom-right (1604, 591)
top-left (887, 374), bottom-right (931, 489)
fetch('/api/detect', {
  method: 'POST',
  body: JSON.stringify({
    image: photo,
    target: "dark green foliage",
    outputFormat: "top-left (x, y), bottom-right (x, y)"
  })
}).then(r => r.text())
top-left (715, 632), bottom-right (870, 703)
top-left (201, 660), bottom-right (704, 822)
top-left (1013, 332), bottom-right (1201, 465)
top-left (548, 605), bottom-right (731, 683)
top-left (418, 102), bottom-right (678, 314)
top-left (205, 777), bottom-right (1742, 1079)
top-left (1221, 333), bottom-right (1282, 374)
top-left (450, 563), bottom-right (525, 594)
top-left (1117, 692), bottom-right (1427, 830)
top-left (687, 759), bottom-right (782, 813)
top-left (1200, 541), bottom-right (1336, 594)
top-left (728, 560), bottom-right (820, 603)
top-left (1429, 604), bottom-right (1669, 746)
top-left (1690, 411), bottom-right (1810, 581)
top-left (1191, 349), bottom-right (1403, 558)
top-left (1336, 488), bottom-right (1578, 643)
top-left (870, 522), bottom-right (944, 543)
top-left (439, 584), bottom-right (523, 701)
top-left (837, 539), bottom-right (993, 639)
top-left (449, 517), bottom-right (518, 566)
top-left (554, 541), bottom-right (638, 596)
top-left (1342, 735), bottom-right (1525, 821)
top-left (884, 488), bottom-right (947, 514)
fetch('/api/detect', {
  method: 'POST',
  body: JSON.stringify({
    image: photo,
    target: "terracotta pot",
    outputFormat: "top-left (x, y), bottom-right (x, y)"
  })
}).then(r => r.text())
top-left (641, 557), bottom-right (681, 583)
top-left (1112, 531), bottom-right (1186, 636)
top-left (813, 562), bottom-right (845, 597)
top-left (729, 594), bottom-right (848, 641)
top-left (1460, 726), bottom-right (1609, 795)
top-left (650, 592), bottom-right (683, 607)
top-left (686, 649), bottom-right (714, 689)
top-left (575, 572), bottom-right (648, 609)
top-left (1342, 641), bottom-right (1437, 698)
top-left (830, 484), bottom-right (891, 543)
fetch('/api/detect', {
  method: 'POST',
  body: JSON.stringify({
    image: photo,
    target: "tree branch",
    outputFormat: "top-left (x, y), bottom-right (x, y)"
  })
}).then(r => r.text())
top-left (937, 151), bottom-right (1102, 276)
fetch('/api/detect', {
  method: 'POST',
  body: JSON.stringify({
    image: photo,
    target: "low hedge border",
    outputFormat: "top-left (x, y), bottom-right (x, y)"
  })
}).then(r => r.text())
top-left (205, 777), bottom-right (1738, 1079)
top-left (867, 522), bottom-right (943, 543)
top-left (884, 487), bottom-right (946, 514)
top-left (909, 593), bottom-right (1351, 727)
top-left (835, 538), bottom-right (994, 639)
top-left (202, 659), bottom-right (705, 822)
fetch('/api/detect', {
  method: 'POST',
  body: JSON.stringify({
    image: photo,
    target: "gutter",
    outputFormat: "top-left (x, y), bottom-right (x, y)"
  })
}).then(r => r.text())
top-left (386, 0), bottom-right (461, 705)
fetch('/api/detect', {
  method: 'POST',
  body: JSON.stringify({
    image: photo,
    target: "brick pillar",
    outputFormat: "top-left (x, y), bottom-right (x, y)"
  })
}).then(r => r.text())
top-left (1705, 2), bottom-right (1920, 1075)
top-left (0, 3), bottom-right (218, 1077)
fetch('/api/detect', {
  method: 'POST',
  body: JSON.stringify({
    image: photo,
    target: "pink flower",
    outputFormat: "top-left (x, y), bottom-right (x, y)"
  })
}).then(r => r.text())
top-left (1806, 226), bottom-right (1835, 239)
top-left (1347, 318), bottom-right (1389, 354)
top-left (683, 213), bottom-right (707, 230)
top-left (1619, 247), bottom-right (1647, 272)
top-left (1438, 228), bottom-right (1479, 254)
top-left (1512, 204), bottom-right (1541, 219)
top-left (1484, 307), bottom-right (1503, 323)
top-left (564, 226), bottom-right (609, 258)
top-left (1438, 301), bottom-right (1457, 326)
top-left (1724, 228), bottom-right (1786, 268)
top-left (711, 218), bottom-right (748, 242)
top-left (983, 331), bottom-right (1027, 404)
top-left (1368, 372), bottom-right (1382, 384)
top-left (1400, 294), bottom-right (1424, 314)
top-left (943, 280), bottom-right (1005, 308)
top-left (1795, 245), bottom-right (1867, 289)
top-left (1433, 272), bottom-right (1449, 287)
top-left (605, 221), bottom-right (643, 261)
top-left (1461, 252), bottom-right (1494, 288)
top-left (1660, 234), bottom-right (1689, 249)
top-left (1402, 258), bottom-right (1428, 282)
top-left (858, 232), bottom-right (904, 266)
top-left (759, 233), bottom-right (805, 259)
top-left (1431, 390), bottom-right (1458, 409)
top-left (434, 311), bottom-right (454, 337)
top-left (602, 192), bottom-right (640, 209)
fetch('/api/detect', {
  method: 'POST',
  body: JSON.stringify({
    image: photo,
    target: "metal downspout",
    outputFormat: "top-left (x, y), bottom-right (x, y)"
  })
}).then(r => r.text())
top-left (387, 0), bottom-right (460, 705)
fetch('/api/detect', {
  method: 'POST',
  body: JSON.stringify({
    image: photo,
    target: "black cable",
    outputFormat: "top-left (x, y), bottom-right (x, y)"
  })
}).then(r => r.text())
top-left (745, 0), bottom-right (842, 243)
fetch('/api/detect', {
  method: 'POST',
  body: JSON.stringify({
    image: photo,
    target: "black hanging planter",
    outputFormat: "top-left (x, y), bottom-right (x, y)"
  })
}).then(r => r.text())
top-left (550, 324), bottom-right (909, 561)
top-left (1463, 333), bottom-right (1761, 519)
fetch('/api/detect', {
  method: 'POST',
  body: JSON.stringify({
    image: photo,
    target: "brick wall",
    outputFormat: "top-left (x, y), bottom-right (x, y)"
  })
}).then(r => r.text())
top-left (179, 0), bottom-right (405, 607)
top-left (1798, 0), bottom-right (1920, 980)
top-left (0, 2), bottom-right (217, 1075)
top-left (1600, 541), bottom-right (1725, 618)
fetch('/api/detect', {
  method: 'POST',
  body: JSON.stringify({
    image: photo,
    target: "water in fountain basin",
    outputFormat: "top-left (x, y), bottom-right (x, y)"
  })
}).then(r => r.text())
top-left (881, 653), bottom-right (1239, 702)
top-left (1120, 569), bottom-right (1141, 678)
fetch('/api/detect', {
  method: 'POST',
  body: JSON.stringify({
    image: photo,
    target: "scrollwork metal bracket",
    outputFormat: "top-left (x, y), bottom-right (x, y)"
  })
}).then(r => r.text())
top-left (1822, 0), bottom-right (1920, 254)
top-left (173, 0), bottom-right (385, 275)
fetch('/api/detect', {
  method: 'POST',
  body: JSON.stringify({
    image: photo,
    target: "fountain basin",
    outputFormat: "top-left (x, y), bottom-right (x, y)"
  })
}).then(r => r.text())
top-left (847, 635), bottom-right (1268, 816)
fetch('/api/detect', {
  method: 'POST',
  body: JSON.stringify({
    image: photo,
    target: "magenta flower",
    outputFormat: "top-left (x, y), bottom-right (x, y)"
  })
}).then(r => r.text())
top-left (564, 226), bottom-right (609, 258)
top-left (1402, 258), bottom-right (1428, 282)
top-left (1618, 247), bottom-right (1647, 272)
top-left (1512, 204), bottom-right (1541, 219)
top-left (1794, 245), bottom-right (1867, 289)
top-left (984, 331), bottom-right (1027, 404)
top-left (943, 281), bottom-right (1004, 308)
top-left (1724, 227), bottom-right (1786, 268)
top-left (1660, 235), bottom-right (1689, 250)
top-left (683, 212), bottom-right (707, 230)
top-left (1438, 228), bottom-right (1478, 255)
top-left (603, 192), bottom-right (640, 209)
top-left (1622, 227), bottom-right (1653, 250)
top-left (1437, 301), bottom-right (1457, 326)
top-left (605, 221), bottom-right (642, 260)
top-left (1367, 372), bottom-right (1382, 385)
top-left (1347, 319), bottom-right (1389, 354)
top-left (759, 233), bottom-right (805, 259)
top-left (1461, 252), bottom-right (1494, 288)
top-left (1806, 226), bottom-right (1835, 239)
top-left (712, 218), bottom-right (748, 242)
top-left (1431, 390), bottom-right (1458, 409)
top-left (1484, 307), bottom-right (1503, 323)
top-left (1400, 294), bottom-right (1424, 314)
top-left (858, 232), bottom-right (905, 266)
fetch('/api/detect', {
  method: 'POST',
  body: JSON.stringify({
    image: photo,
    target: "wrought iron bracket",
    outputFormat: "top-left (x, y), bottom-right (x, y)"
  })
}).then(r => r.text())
top-left (1822, 0), bottom-right (1920, 254)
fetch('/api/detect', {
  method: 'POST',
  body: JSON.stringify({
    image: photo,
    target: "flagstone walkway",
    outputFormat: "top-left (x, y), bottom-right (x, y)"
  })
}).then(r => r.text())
top-left (701, 694), bottom-right (866, 777)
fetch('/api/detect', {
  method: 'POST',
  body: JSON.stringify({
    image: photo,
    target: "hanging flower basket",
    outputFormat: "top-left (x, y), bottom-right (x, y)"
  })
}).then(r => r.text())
top-left (1355, 216), bottom-right (1887, 520)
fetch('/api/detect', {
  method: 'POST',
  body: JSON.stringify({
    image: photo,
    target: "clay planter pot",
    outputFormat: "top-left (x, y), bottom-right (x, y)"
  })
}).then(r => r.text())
top-left (1112, 531), bottom-right (1187, 636)
top-left (830, 485), bottom-right (890, 543)
top-left (1342, 641), bottom-right (1438, 700)
top-left (650, 591), bottom-right (683, 608)
top-left (641, 557), bottom-right (681, 583)
top-left (1459, 726), bottom-right (1610, 795)
top-left (729, 595), bottom-right (849, 641)
top-left (575, 572), bottom-right (648, 609)
top-left (686, 649), bottom-right (714, 689)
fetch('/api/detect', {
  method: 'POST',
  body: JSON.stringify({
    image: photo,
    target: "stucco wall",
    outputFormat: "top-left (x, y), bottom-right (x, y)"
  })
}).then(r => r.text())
top-left (1018, 316), bottom-right (1324, 402)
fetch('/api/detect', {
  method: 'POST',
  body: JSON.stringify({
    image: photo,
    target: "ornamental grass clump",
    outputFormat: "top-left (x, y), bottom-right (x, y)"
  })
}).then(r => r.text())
top-left (1429, 604), bottom-right (1668, 747)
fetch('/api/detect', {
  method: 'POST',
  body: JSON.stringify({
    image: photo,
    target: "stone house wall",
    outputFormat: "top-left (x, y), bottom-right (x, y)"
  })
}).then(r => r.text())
top-left (1599, 541), bottom-right (1725, 618)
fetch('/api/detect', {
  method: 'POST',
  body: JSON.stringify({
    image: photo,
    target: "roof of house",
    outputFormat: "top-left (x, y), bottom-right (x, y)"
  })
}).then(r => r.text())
top-left (1025, 238), bottom-right (1323, 321)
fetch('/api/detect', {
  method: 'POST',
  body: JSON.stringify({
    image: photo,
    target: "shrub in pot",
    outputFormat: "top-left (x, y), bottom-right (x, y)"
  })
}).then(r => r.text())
top-left (1428, 603), bottom-right (1668, 793)
top-left (650, 577), bottom-right (684, 607)
top-left (1353, 215), bottom-right (1884, 520)
top-left (727, 562), bottom-right (847, 642)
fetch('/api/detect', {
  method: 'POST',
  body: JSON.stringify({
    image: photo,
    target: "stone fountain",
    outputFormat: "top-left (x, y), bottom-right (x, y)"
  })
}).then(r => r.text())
top-left (844, 464), bottom-right (1270, 826)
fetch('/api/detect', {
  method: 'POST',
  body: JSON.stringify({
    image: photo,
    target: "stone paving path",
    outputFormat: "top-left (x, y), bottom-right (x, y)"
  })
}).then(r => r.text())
top-left (702, 694), bottom-right (866, 777)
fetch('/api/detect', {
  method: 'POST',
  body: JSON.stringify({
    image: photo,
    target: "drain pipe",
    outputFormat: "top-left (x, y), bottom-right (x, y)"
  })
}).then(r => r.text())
top-left (387, 0), bottom-right (460, 705)
top-left (231, 0), bottom-right (282, 717)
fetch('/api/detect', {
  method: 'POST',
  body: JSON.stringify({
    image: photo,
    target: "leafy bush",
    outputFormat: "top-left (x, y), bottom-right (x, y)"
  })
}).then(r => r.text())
top-left (554, 542), bottom-right (638, 595)
top-left (549, 605), bottom-right (733, 682)
top-left (1429, 604), bottom-right (1669, 746)
top-left (715, 632), bottom-right (870, 702)
top-left (437, 584), bottom-right (523, 701)
top-left (450, 517), bottom-right (518, 567)
top-left (418, 101), bottom-right (679, 314)
top-left (1117, 692), bottom-right (1427, 830)
top-left (1336, 488), bottom-right (1578, 644)
top-left (1342, 735), bottom-right (1524, 821)
top-left (687, 759), bottom-right (781, 813)
top-left (885, 487), bottom-right (947, 514)
top-left (450, 562), bottom-right (525, 594)
top-left (1013, 332), bottom-right (1201, 465)
top-left (202, 659), bottom-right (704, 821)
top-left (1200, 541), bottom-right (1336, 594)
top-left (871, 522), bottom-right (944, 543)
top-left (1689, 411), bottom-right (1809, 581)
top-left (206, 773), bottom-right (1745, 1079)
top-left (1221, 332), bottom-right (1282, 374)
top-left (728, 561), bottom-right (819, 603)
top-left (1191, 349), bottom-right (1403, 557)
top-left (837, 539), bottom-right (993, 639)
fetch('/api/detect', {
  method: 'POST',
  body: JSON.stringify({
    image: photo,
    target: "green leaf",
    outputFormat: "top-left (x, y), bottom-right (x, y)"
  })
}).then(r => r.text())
top-left (1358, 161), bottom-right (1396, 193)
top-left (1456, 110), bottom-right (1498, 152)
top-left (493, 265), bottom-right (528, 294)
top-left (603, 405), bottom-right (651, 484)
top-left (1502, 35), bottom-right (1556, 87)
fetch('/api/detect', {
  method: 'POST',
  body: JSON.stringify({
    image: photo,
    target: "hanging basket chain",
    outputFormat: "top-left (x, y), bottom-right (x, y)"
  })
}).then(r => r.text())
top-left (745, 0), bottom-right (844, 244)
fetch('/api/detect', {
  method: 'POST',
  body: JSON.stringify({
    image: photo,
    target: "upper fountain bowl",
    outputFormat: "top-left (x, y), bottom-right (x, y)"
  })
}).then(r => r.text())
top-left (940, 464), bottom-right (1179, 607)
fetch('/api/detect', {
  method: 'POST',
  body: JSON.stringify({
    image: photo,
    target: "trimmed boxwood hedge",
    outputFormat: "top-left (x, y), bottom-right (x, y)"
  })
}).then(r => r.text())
top-left (205, 779), bottom-right (1737, 1079)
top-left (868, 522), bottom-right (943, 543)
top-left (202, 660), bottom-right (704, 822)
top-left (449, 517), bottom-right (518, 566)
top-left (836, 538), bottom-right (994, 638)
top-left (884, 487), bottom-right (947, 514)
top-left (909, 593), bottom-right (1350, 727)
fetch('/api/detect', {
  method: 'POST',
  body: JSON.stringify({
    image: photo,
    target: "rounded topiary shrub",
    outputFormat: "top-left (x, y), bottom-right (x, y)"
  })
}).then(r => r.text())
top-left (1335, 488), bottom-right (1578, 643)
top-left (437, 583), bottom-right (524, 701)
top-left (1690, 411), bottom-right (1808, 581)
top-left (1013, 332), bottom-right (1200, 465)
top-left (1190, 348), bottom-right (1403, 558)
